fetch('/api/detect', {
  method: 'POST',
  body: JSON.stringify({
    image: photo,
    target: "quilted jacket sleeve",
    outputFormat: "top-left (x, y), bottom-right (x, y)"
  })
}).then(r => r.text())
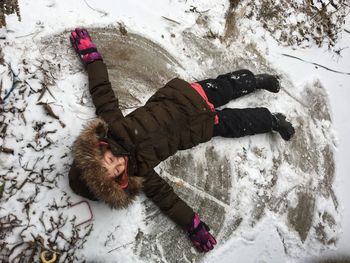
top-left (86, 61), bottom-right (124, 123)
top-left (142, 169), bottom-right (194, 228)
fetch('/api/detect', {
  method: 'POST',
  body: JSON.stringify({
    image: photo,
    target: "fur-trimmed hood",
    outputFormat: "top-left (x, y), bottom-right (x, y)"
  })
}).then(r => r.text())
top-left (72, 118), bottom-right (143, 208)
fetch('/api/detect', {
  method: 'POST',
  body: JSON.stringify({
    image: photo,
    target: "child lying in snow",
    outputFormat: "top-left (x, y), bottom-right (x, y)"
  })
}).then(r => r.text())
top-left (68, 28), bottom-right (295, 252)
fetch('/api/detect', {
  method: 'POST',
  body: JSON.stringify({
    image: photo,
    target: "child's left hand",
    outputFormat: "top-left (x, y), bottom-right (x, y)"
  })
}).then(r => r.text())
top-left (186, 213), bottom-right (217, 252)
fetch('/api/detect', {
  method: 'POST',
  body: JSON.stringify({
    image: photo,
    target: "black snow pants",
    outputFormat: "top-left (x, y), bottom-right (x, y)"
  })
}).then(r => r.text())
top-left (197, 70), bottom-right (273, 138)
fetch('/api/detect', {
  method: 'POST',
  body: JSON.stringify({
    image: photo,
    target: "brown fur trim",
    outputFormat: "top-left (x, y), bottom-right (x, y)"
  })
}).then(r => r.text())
top-left (73, 118), bottom-right (143, 208)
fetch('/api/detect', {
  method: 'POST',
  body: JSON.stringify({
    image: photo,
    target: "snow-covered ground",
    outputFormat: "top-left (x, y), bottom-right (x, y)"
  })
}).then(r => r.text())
top-left (263, 21), bottom-right (350, 260)
top-left (1, 0), bottom-right (349, 262)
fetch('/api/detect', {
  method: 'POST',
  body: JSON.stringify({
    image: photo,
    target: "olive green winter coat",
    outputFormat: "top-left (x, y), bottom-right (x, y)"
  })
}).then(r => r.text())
top-left (69, 61), bottom-right (215, 227)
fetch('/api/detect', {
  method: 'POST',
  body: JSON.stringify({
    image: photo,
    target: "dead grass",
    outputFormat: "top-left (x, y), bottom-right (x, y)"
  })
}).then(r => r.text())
top-left (229, 0), bottom-right (350, 47)
top-left (221, 0), bottom-right (242, 44)
top-left (229, 0), bottom-right (241, 8)
top-left (0, 0), bottom-right (20, 27)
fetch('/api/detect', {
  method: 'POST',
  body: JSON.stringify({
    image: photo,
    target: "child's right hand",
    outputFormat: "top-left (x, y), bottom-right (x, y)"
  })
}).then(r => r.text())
top-left (70, 28), bottom-right (103, 65)
top-left (186, 213), bottom-right (217, 252)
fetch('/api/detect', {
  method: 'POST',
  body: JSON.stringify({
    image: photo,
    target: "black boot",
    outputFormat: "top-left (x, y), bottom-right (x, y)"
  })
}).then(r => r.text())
top-left (272, 113), bottom-right (295, 141)
top-left (256, 74), bottom-right (280, 93)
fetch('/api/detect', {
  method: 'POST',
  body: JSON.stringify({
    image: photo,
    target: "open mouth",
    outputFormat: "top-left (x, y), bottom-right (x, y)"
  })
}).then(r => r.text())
top-left (114, 172), bottom-right (129, 189)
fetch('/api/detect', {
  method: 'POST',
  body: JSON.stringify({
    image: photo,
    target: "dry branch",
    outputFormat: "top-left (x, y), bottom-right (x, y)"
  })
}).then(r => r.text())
top-left (281, 53), bottom-right (350, 75)
top-left (0, 146), bottom-right (14, 154)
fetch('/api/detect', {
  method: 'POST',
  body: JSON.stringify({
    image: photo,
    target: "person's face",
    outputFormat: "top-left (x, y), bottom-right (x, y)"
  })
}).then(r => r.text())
top-left (101, 150), bottom-right (126, 179)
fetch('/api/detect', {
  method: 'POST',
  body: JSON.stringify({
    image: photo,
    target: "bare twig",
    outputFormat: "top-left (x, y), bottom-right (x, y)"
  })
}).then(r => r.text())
top-left (281, 53), bottom-right (350, 75)
top-left (161, 16), bottom-right (181, 25)
top-left (83, 0), bottom-right (108, 16)
top-left (1, 64), bottom-right (21, 103)
top-left (38, 85), bottom-right (56, 101)
top-left (41, 103), bottom-right (59, 120)
top-left (18, 178), bottom-right (28, 190)
top-left (15, 29), bottom-right (44, 39)
top-left (0, 146), bottom-right (14, 154)
top-left (59, 120), bottom-right (66, 128)
top-left (27, 142), bottom-right (52, 152)
top-left (39, 212), bottom-right (47, 232)
top-left (20, 112), bottom-right (27, 125)
top-left (37, 102), bottom-right (66, 127)
top-left (107, 241), bottom-right (134, 253)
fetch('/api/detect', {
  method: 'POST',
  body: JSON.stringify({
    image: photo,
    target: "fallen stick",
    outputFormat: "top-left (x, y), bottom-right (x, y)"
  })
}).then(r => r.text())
top-left (1, 69), bottom-right (21, 103)
top-left (107, 241), bottom-right (134, 253)
top-left (161, 16), bottom-right (181, 25)
top-left (0, 146), bottom-right (14, 154)
top-left (83, 0), bottom-right (108, 16)
top-left (15, 29), bottom-right (43, 39)
top-left (281, 53), bottom-right (350, 75)
top-left (42, 103), bottom-right (59, 120)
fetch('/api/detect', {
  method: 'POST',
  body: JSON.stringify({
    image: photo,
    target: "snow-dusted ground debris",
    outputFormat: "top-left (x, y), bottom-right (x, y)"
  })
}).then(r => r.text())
top-left (232, 0), bottom-right (349, 47)
top-left (1, 0), bottom-right (350, 262)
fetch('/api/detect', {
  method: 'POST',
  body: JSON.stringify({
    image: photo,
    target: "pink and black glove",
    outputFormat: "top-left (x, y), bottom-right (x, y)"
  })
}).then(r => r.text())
top-left (70, 28), bottom-right (103, 65)
top-left (186, 213), bottom-right (217, 252)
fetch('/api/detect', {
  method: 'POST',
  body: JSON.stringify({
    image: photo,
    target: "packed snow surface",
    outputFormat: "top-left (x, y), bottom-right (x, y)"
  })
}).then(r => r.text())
top-left (1, 0), bottom-right (349, 262)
